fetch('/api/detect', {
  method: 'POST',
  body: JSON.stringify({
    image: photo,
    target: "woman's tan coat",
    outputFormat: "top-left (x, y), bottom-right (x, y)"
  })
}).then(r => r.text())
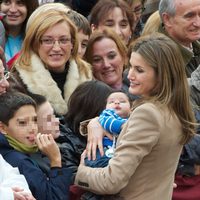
top-left (75, 103), bottom-right (183, 200)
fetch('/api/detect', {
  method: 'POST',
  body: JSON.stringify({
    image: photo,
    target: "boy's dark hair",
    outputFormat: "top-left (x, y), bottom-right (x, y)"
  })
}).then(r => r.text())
top-left (28, 92), bottom-right (47, 108)
top-left (54, 0), bottom-right (98, 17)
top-left (67, 9), bottom-right (91, 36)
top-left (0, 92), bottom-right (36, 125)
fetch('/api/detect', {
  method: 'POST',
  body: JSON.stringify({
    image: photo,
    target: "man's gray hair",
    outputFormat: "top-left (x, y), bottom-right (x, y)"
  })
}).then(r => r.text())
top-left (159, 0), bottom-right (176, 21)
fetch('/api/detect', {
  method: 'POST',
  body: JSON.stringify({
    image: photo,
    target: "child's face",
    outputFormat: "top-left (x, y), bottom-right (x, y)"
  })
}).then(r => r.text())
top-left (77, 30), bottom-right (89, 58)
top-left (2, 105), bottom-right (38, 146)
top-left (106, 92), bottom-right (131, 118)
top-left (37, 101), bottom-right (60, 139)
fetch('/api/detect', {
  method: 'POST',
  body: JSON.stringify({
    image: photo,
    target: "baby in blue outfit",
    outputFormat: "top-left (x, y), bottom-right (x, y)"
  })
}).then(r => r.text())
top-left (85, 91), bottom-right (132, 167)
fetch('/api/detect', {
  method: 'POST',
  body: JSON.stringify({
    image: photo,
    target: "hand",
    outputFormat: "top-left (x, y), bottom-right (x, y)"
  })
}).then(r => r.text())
top-left (86, 117), bottom-right (105, 160)
top-left (12, 187), bottom-right (36, 200)
top-left (36, 133), bottom-right (61, 167)
top-left (173, 183), bottom-right (177, 188)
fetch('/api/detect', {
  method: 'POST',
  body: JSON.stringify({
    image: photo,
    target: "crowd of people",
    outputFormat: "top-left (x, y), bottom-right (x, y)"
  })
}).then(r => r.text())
top-left (0, 0), bottom-right (200, 200)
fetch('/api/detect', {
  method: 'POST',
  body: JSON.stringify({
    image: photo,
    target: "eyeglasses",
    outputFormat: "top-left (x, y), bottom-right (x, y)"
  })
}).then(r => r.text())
top-left (133, 7), bottom-right (145, 15)
top-left (0, 71), bottom-right (10, 82)
top-left (40, 37), bottom-right (71, 47)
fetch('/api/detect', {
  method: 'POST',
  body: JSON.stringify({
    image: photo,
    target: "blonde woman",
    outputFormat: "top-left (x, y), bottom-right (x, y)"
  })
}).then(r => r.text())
top-left (9, 8), bottom-right (92, 116)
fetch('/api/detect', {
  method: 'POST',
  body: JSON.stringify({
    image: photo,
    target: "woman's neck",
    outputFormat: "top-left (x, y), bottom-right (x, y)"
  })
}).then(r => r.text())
top-left (110, 81), bottom-right (123, 90)
top-left (8, 26), bottom-right (22, 37)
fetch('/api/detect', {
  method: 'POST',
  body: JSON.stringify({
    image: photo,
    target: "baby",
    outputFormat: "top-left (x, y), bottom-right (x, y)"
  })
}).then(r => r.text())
top-left (85, 91), bottom-right (131, 167)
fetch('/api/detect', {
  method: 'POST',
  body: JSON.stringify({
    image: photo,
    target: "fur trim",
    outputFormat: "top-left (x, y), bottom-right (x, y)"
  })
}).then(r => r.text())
top-left (15, 53), bottom-right (91, 115)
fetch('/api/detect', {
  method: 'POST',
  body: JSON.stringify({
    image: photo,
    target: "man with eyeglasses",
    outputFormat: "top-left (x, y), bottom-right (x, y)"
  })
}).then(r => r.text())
top-left (0, 58), bottom-right (9, 95)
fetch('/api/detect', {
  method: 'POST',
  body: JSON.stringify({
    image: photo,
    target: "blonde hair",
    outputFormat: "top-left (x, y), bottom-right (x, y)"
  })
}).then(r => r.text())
top-left (129, 33), bottom-right (196, 144)
top-left (141, 11), bottom-right (161, 36)
top-left (17, 9), bottom-right (78, 69)
top-left (26, 2), bottom-right (70, 31)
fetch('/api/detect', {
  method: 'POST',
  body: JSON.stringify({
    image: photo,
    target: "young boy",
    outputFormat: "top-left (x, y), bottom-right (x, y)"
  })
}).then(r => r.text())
top-left (67, 9), bottom-right (91, 58)
top-left (85, 91), bottom-right (132, 167)
top-left (29, 93), bottom-right (60, 139)
top-left (0, 92), bottom-right (72, 200)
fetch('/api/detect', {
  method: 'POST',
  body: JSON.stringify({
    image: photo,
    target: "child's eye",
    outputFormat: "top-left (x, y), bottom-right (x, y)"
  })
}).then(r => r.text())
top-left (81, 42), bottom-right (88, 49)
top-left (33, 116), bottom-right (37, 123)
top-left (18, 120), bottom-right (27, 126)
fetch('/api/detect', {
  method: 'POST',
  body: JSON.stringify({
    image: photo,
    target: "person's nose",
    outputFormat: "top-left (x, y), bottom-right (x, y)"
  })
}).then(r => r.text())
top-left (29, 122), bottom-right (37, 133)
top-left (127, 67), bottom-right (135, 80)
top-left (113, 25), bottom-right (123, 38)
top-left (52, 40), bottom-right (62, 50)
top-left (9, 3), bottom-right (18, 12)
top-left (193, 15), bottom-right (200, 27)
top-left (102, 58), bottom-right (111, 68)
top-left (78, 43), bottom-right (82, 57)
top-left (114, 100), bottom-right (120, 104)
top-left (0, 78), bottom-right (9, 89)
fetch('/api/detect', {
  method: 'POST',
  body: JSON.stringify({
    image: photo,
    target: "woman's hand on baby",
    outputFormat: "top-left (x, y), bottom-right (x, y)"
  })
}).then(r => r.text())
top-left (86, 117), bottom-right (113, 161)
top-left (86, 117), bottom-right (104, 161)
top-left (36, 133), bottom-right (61, 167)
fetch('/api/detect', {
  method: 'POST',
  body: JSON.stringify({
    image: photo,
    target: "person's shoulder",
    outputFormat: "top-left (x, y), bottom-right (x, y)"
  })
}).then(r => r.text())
top-left (2, 149), bottom-right (36, 171)
top-left (135, 102), bottom-right (158, 111)
top-left (193, 40), bottom-right (200, 47)
top-left (133, 102), bottom-right (164, 120)
top-left (192, 40), bottom-right (200, 54)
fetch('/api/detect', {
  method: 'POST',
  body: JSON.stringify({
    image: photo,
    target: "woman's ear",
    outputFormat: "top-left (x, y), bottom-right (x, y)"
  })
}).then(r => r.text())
top-left (0, 121), bottom-right (7, 135)
top-left (91, 24), bottom-right (97, 33)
